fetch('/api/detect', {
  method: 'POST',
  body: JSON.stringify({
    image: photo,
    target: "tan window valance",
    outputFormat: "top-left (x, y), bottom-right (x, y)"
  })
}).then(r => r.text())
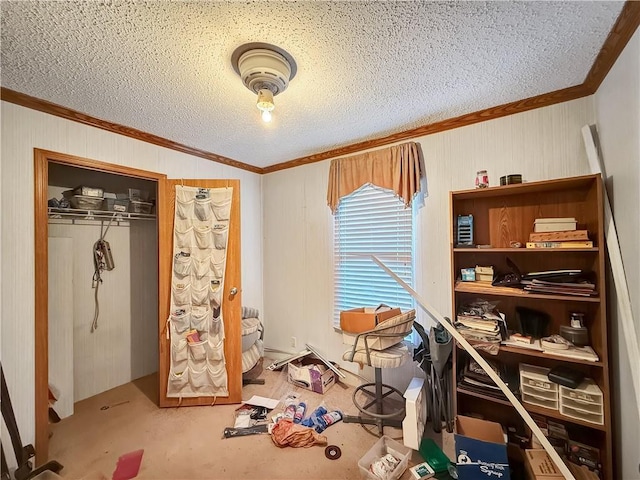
top-left (327, 142), bottom-right (422, 214)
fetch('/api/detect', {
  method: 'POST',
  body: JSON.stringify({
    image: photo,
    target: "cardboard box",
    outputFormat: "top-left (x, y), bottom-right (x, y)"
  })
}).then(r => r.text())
top-left (524, 450), bottom-right (564, 480)
top-left (475, 265), bottom-right (494, 283)
top-left (461, 268), bottom-right (476, 281)
top-left (533, 218), bottom-right (577, 233)
top-left (287, 357), bottom-right (336, 394)
top-left (454, 416), bottom-right (510, 479)
top-left (340, 306), bottom-right (402, 333)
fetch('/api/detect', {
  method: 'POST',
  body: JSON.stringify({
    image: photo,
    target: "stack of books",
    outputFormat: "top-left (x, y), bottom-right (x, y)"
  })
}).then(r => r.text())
top-left (527, 218), bottom-right (593, 249)
top-left (521, 270), bottom-right (597, 297)
top-left (455, 311), bottom-right (507, 344)
top-left (458, 358), bottom-right (517, 401)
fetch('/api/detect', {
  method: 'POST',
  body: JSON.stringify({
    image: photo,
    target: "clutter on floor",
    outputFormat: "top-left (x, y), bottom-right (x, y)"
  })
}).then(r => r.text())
top-left (409, 461), bottom-right (435, 479)
top-left (222, 386), bottom-right (344, 450)
top-left (287, 357), bottom-right (337, 394)
top-left (271, 419), bottom-right (327, 448)
top-left (111, 449), bottom-right (144, 480)
top-left (358, 436), bottom-right (411, 480)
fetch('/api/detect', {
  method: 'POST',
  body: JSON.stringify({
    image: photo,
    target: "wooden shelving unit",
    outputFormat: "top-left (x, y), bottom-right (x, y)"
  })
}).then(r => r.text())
top-left (450, 174), bottom-right (613, 479)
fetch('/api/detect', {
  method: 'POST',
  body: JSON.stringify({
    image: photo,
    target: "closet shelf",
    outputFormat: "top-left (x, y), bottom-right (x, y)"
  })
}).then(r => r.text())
top-left (48, 207), bottom-right (156, 222)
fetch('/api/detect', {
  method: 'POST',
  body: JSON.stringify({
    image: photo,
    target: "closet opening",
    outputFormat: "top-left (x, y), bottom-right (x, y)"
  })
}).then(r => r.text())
top-left (34, 149), bottom-right (167, 464)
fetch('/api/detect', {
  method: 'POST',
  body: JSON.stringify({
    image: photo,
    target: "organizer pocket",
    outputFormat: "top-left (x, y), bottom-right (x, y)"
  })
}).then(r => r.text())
top-left (172, 282), bottom-right (191, 306)
top-left (190, 247), bottom-right (212, 261)
top-left (194, 197), bottom-right (212, 221)
top-left (168, 368), bottom-right (189, 394)
top-left (176, 186), bottom-right (196, 203)
top-left (175, 226), bottom-right (194, 248)
top-left (210, 280), bottom-right (223, 307)
top-left (206, 338), bottom-right (225, 362)
top-left (211, 191), bottom-right (232, 221)
top-left (191, 306), bottom-right (211, 332)
top-left (207, 362), bottom-right (228, 390)
top-left (176, 198), bottom-right (194, 219)
top-left (170, 309), bottom-right (191, 333)
top-left (191, 284), bottom-right (210, 306)
top-left (190, 366), bottom-right (212, 392)
top-left (192, 256), bottom-right (210, 279)
top-left (188, 341), bottom-right (208, 370)
top-left (210, 249), bottom-right (225, 278)
top-left (171, 339), bottom-right (189, 373)
top-left (209, 315), bottom-right (224, 344)
top-left (192, 275), bottom-right (211, 291)
top-left (194, 226), bottom-right (213, 249)
top-left (174, 218), bottom-right (193, 232)
top-left (213, 224), bottom-right (228, 250)
top-left (173, 254), bottom-right (191, 278)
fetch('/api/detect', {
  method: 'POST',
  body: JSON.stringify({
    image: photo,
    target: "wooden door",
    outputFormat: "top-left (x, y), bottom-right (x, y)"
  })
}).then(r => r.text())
top-left (158, 179), bottom-right (242, 406)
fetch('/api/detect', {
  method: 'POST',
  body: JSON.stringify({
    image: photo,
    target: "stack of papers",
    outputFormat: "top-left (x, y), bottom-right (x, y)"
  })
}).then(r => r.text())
top-left (458, 358), bottom-right (517, 401)
top-left (455, 312), bottom-right (506, 344)
top-left (502, 336), bottom-right (542, 351)
top-left (541, 345), bottom-right (600, 362)
top-left (521, 270), bottom-right (597, 297)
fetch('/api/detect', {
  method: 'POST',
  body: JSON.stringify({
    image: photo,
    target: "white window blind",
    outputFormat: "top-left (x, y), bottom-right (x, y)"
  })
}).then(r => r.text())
top-left (333, 184), bottom-right (415, 326)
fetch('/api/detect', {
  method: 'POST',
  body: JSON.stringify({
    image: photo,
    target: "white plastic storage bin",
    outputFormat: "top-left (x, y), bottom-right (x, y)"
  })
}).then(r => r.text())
top-left (560, 379), bottom-right (604, 425)
top-left (104, 198), bottom-right (129, 212)
top-left (69, 195), bottom-right (104, 210)
top-left (519, 363), bottom-right (558, 410)
top-left (358, 435), bottom-right (411, 480)
top-left (72, 185), bottom-right (104, 198)
top-left (128, 188), bottom-right (150, 201)
top-left (129, 200), bottom-right (153, 214)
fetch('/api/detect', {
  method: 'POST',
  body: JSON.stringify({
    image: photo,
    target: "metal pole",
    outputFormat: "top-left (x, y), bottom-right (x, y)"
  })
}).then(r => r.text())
top-left (366, 254), bottom-right (575, 480)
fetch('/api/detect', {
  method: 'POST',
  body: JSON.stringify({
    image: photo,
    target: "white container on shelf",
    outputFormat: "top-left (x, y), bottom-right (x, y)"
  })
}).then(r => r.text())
top-left (519, 363), bottom-right (559, 410)
top-left (129, 200), bottom-right (153, 214)
top-left (69, 195), bottom-right (104, 210)
top-left (560, 379), bottom-right (604, 425)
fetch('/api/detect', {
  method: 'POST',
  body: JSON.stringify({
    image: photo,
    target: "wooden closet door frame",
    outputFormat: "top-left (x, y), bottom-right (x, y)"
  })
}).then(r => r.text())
top-left (33, 149), bottom-right (167, 464)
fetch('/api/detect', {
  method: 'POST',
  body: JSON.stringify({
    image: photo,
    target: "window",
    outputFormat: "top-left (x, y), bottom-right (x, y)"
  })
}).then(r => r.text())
top-left (333, 184), bottom-right (415, 326)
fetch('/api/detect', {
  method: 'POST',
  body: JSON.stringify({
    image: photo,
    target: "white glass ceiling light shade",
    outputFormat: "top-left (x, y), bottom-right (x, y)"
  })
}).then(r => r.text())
top-left (231, 43), bottom-right (297, 123)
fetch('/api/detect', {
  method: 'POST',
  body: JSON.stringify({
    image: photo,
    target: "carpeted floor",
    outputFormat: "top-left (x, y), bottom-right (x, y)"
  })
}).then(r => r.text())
top-left (48, 361), bottom-right (431, 479)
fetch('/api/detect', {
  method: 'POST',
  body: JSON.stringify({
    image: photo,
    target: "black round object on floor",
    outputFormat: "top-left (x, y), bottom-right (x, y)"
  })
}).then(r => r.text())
top-left (325, 445), bottom-right (341, 460)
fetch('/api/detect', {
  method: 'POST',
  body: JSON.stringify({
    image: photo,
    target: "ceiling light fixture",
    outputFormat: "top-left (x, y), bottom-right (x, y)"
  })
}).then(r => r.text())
top-left (231, 43), bottom-right (297, 123)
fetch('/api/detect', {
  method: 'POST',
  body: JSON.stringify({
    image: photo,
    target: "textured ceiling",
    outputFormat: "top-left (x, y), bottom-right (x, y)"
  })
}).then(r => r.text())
top-left (1, 1), bottom-right (624, 168)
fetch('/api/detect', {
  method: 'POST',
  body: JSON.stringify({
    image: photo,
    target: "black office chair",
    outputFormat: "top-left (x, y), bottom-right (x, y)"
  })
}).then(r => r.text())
top-left (342, 310), bottom-right (416, 436)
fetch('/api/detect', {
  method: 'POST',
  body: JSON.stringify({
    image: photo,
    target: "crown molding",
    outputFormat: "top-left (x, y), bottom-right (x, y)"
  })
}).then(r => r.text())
top-left (262, 83), bottom-right (589, 174)
top-left (0, 88), bottom-right (263, 174)
top-left (583, 0), bottom-right (640, 94)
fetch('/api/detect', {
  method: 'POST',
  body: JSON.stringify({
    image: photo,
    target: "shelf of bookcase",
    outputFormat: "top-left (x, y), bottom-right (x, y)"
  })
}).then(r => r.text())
top-left (453, 248), bottom-right (599, 253)
top-left (454, 281), bottom-right (600, 303)
top-left (455, 343), bottom-right (604, 367)
top-left (457, 387), bottom-right (607, 431)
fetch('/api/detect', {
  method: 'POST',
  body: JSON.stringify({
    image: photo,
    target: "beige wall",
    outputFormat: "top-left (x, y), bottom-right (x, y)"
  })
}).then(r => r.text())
top-left (594, 28), bottom-right (640, 480)
top-left (262, 96), bottom-right (596, 389)
top-left (48, 215), bottom-right (158, 404)
top-left (0, 102), bottom-right (264, 446)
